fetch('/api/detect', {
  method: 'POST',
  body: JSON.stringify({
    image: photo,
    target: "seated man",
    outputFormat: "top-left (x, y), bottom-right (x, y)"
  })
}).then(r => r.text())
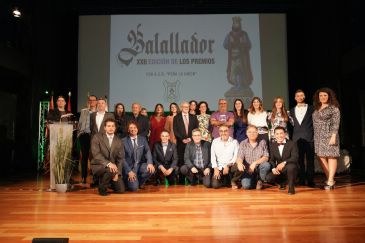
top-left (90, 118), bottom-right (125, 196)
top-left (180, 129), bottom-right (212, 188)
top-left (211, 125), bottom-right (239, 189)
top-left (122, 121), bottom-right (155, 191)
top-left (153, 130), bottom-right (179, 185)
top-left (266, 126), bottom-right (299, 195)
top-left (232, 125), bottom-right (270, 190)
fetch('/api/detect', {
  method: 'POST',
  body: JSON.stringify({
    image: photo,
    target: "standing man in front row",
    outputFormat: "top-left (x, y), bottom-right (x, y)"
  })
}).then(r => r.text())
top-left (90, 118), bottom-right (125, 196)
top-left (180, 129), bottom-right (212, 188)
top-left (122, 121), bottom-right (155, 191)
top-left (153, 130), bottom-right (179, 185)
top-left (232, 125), bottom-right (270, 190)
top-left (211, 124), bottom-right (239, 189)
top-left (266, 126), bottom-right (299, 195)
top-left (173, 101), bottom-right (199, 183)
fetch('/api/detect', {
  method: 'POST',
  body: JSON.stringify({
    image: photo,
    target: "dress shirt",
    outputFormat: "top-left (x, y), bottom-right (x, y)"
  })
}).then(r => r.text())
top-left (96, 111), bottom-right (106, 132)
top-left (295, 104), bottom-right (308, 125)
top-left (211, 137), bottom-right (239, 169)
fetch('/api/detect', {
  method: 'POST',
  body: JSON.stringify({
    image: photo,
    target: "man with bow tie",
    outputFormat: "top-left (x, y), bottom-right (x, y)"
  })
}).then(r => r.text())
top-left (266, 126), bottom-right (299, 195)
top-left (153, 130), bottom-right (179, 185)
top-left (90, 118), bottom-right (125, 196)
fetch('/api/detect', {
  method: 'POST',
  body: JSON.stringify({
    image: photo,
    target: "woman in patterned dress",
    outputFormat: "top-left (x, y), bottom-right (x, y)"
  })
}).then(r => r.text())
top-left (267, 97), bottom-right (292, 142)
top-left (197, 101), bottom-right (212, 142)
top-left (312, 88), bottom-right (341, 190)
top-left (164, 102), bottom-right (179, 144)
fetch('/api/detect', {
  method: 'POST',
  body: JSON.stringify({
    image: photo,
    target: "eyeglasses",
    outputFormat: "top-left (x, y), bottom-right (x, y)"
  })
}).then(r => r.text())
top-left (219, 130), bottom-right (228, 133)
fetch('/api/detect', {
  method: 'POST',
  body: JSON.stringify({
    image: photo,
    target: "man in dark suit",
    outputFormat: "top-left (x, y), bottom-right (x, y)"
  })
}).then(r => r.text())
top-left (153, 130), bottom-right (179, 185)
top-left (90, 98), bottom-right (115, 137)
top-left (125, 102), bottom-right (150, 138)
top-left (90, 118), bottom-right (125, 196)
top-left (122, 121), bottom-right (155, 191)
top-left (266, 126), bottom-right (299, 195)
top-left (180, 129), bottom-right (212, 188)
top-left (290, 89), bottom-right (315, 187)
top-left (173, 101), bottom-right (199, 177)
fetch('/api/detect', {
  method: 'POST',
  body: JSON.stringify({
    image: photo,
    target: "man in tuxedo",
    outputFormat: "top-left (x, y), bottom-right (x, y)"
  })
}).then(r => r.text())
top-left (77, 95), bottom-right (97, 184)
top-left (90, 98), bottom-right (115, 137)
top-left (173, 101), bottom-right (199, 182)
top-left (266, 126), bottom-right (299, 195)
top-left (153, 130), bottom-right (179, 185)
top-left (180, 129), bottom-right (212, 188)
top-left (90, 118), bottom-right (125, 196)
top-left (126, 103), bottom-right (150, 138)
top-left (122, 121), bottom-right (155, 191)
top-left (290, 89), bottom-right (315, 187)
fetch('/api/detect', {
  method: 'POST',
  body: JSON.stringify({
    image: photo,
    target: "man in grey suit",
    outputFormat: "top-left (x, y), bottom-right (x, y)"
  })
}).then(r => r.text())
top-left (153, 130), bottom-right (179, 185)
top-left (77, 95), bottom-right (97, 184)
top-left (90, 118), bottom-right (125, 196)
top-left (180, 129), bottom-right (212, 188)
top-left (290, 89), bottom-right (315, 187)
top-left (122, 121), bottom-right (155, 191)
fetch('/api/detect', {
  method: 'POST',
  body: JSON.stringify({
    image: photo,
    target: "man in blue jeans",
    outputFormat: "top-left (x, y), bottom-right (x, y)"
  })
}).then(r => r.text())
top-left (232, 125), bottom-right (270, 189)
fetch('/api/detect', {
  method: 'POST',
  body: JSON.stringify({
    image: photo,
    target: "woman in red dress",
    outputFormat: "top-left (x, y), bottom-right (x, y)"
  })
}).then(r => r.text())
top-left (149, 103), bottom-right (166, 150)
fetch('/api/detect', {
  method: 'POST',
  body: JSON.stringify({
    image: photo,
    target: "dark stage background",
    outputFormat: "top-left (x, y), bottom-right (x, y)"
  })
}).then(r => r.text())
top-left (0, 0), bottom-right (364, 173)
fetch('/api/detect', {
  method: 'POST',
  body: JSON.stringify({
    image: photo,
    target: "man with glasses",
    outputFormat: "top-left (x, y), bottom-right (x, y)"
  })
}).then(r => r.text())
top-left (232, 125), bottom-right (270, 190)
top-left (173, 101), bottom-right (199, 183)
top-left (210, 98), bottom-right (235, 139)
top-left (77, 95), bottom-right (97, 184)
top-left (211, 125), bottom-right (239, 189)
top-left (181, 129), bottom-right (212, 188)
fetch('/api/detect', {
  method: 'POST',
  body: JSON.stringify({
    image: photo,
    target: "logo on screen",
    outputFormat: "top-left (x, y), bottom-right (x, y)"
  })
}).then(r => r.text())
top-left (117, 24), bottom-right (215, 66)
top-left (163, 80), bottom-right (181, 103)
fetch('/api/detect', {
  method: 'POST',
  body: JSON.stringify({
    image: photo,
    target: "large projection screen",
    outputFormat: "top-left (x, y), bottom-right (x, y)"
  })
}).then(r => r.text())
top-left (78, 14), bottom-right (287, 111)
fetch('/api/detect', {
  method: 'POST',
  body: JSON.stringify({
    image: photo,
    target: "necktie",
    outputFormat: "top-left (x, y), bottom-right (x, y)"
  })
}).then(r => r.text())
top-left (183, 114), bottom-right (189, 134)
top-left (277, 142), bottom-right (286, 146)
top-left (132, 138), bottom-right (137, 149)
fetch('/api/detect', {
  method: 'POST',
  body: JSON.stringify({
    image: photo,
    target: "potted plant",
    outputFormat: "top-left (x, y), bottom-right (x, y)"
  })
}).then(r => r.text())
top-left (52, 128), bottom-right (73, 192)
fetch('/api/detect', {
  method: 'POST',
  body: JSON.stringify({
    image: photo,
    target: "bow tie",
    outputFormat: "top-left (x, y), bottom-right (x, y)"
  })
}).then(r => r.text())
top-left (277, 142), bottom-right (286, 146)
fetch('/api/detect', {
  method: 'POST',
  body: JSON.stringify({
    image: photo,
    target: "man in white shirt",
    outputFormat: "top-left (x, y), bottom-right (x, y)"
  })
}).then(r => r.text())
top-left (289, 89), bottom-right (315, 187)
top-left (211, 125), bottom-right (239, 188)
top-left (90, 98), bottom-right (115, 137)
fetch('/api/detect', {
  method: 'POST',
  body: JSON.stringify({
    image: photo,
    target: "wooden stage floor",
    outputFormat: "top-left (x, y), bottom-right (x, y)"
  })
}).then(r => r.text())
top-left (1, 174), bottom-right (365, 242)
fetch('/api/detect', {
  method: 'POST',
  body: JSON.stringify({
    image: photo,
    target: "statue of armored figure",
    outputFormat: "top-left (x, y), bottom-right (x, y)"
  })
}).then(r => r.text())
top-left (223, 16), bottom-right (254, 108)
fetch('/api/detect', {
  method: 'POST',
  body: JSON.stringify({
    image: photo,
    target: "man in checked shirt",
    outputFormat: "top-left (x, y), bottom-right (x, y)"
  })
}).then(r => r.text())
top-left (231, 125), bottom-right (270, 190)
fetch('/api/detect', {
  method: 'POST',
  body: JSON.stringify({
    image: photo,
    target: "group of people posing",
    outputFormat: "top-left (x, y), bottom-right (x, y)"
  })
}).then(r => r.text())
top-left (47, 87), bottom-right (341, 196)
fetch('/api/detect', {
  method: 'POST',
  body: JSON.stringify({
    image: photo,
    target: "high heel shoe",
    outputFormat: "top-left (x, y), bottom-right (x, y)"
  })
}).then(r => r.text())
top-left (323, 181), bottom-right (335, 190)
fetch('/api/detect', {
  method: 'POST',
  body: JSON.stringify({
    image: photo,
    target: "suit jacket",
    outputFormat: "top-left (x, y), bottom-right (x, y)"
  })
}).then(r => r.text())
top-left (153, 141), bottom-right (178, 169)
top-left (173, 113), bottom-right (199, 143)
top-left (184, 140), bottom-right (211, 169)
top-left (77, 108), bottom-right (92, 137)
top-left (269, 140), bottom-right (299, 168)
top-left (122, 135), bottom-right (153, 173)
top-left (126, 114), bottom-right (150, 138)
top-left (90, 133), bottom-right (125, 174)
top-left (90, 112), bottom-right (115, 137)
top-left (290, 105), bottom-right (314, 142)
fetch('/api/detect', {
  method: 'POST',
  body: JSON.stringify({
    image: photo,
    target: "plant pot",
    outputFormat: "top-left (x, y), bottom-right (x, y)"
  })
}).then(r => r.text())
top-left (55, 183), bottom-right (68, 192)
